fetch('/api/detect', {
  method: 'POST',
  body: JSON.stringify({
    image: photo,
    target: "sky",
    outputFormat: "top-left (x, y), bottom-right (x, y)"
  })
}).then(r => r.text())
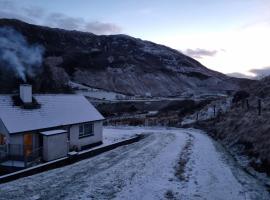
top-left (0, 0), bottom-right (270, 78)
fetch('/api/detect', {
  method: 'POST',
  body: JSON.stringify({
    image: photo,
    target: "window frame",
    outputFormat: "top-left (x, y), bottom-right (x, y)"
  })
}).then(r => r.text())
top-left (79, 123), bottom-right (94, 139)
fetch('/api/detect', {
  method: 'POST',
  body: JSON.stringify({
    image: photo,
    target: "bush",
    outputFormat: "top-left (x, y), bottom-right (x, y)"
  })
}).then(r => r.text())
top-left (232, 90), bottom-right (250, 104)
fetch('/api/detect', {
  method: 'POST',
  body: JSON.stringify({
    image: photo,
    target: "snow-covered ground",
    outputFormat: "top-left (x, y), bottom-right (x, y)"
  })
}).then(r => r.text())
top-left (69, 81), bottom-right (127, 101)
top-left (102, 127), bottom-right (141, 145)
top-left (0, 127), bottom-right (269, 200)
top-left (182, 97), bottom-right (232, 125)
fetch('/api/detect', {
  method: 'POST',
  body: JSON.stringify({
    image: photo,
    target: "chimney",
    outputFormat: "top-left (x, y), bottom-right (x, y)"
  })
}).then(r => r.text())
top-left (20, 84), bottom-right (32, 104)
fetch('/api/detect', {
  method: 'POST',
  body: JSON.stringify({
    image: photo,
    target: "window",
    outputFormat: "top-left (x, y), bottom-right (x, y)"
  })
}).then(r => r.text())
top-left (79, 123), bottom-right (94, 138)
top-left (0, 134), bottom-right (6, 145)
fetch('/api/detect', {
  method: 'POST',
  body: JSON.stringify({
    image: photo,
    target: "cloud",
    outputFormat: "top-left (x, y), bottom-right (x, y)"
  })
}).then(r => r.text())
top-left (45, 13), bottom-right (121, 34)
top-left (183, 48), bottom-right (218, 59)
top-left (46, 13), bottom-right (84, 31)
top-left (23, 6), bottom-right (46, 19)
top-left (249, 66), bottom-right (270, 79)
top-left (0, 1), bottom-right (43, 25)
top-left (0, 1), bottom-right (122, 35)
top-left (0, 1), bottom-right (36, 24)
top-left (85, 21), bottom-right (121, 35)
top-left (226, 72), bottom-right (254, 79)
top-left (227, 66), bottom-right (270, 80)
top-left (0, 10), bottom-right (36, 24)
top-left (0, 0), bottom-right (16, 10)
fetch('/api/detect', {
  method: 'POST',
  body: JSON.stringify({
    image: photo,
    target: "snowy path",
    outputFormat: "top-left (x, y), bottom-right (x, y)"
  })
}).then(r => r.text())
top-left (0, 127), bottom-right (269, 200)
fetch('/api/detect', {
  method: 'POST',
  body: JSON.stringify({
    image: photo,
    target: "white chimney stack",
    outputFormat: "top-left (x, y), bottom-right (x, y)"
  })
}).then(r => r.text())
top-left (20, 84), bottom-right (32, 104)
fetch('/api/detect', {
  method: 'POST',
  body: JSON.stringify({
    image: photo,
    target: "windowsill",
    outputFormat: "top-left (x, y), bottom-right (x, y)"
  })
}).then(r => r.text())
top-left (79, 134), bottom-right (94, 139)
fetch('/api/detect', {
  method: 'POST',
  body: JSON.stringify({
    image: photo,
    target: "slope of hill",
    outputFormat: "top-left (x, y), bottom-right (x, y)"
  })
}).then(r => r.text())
top-left (198, 76), bottom-right (270, 177)
top-left (0, 19), bottom-right (251, 96)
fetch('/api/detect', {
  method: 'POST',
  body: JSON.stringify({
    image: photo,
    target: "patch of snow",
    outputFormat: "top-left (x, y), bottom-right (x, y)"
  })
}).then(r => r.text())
top-left (182, 97), bottom-right (232, 125)
top-left (107, 56), bottom-right (114, 64)
top-left (102, 127), bottom-right (141, 145)
top-left (69, 81), bottom-right (127, 101)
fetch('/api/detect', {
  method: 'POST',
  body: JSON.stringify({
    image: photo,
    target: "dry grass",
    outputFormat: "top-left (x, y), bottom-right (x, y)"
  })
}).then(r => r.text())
top-left (201, 96), bottom-right (270, 175)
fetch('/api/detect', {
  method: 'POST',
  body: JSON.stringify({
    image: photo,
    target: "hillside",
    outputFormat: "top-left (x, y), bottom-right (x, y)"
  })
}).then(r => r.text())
top-left (0, 19), bottom-right (250, 96)
top-left (198, 76), bottom-right (270, 176)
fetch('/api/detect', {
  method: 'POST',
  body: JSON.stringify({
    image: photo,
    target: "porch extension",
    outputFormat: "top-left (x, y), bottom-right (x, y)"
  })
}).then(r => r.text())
top-left (0, 144), bottom-right (42, 169)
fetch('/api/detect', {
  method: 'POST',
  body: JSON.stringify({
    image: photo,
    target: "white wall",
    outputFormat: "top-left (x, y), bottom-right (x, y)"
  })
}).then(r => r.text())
top-left (43, 133), bottom-right (68, 162)
top-left (69, 121), bottom-right (103, 150)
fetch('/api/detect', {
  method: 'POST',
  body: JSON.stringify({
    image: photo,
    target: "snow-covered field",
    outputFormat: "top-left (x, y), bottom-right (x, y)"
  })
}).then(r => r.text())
top-left (0, 127), bottom-right (269, 200)
top-left (102, 127), bottom-right (141, 145)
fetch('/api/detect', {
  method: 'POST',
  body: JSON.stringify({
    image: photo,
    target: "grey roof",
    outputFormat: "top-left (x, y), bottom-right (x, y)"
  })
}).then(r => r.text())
top-left (0, 95), bottom-right (104, 134)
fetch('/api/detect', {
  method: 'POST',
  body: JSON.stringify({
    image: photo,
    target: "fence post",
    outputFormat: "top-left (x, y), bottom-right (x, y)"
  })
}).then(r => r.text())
top-left (246, 99), bottom-right (249, 110)
top-left (242, 100), bottom-right (245, 109)
top-left (258, 99), bottom-right (262, 116)
top-left (196, 112), bottom-right (199, 121)
top-left (213, 105), bottom-right (216, 117)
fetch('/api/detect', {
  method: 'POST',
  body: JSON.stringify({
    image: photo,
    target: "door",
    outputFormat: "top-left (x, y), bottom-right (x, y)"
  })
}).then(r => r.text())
top-left (24, 134), bottom-right (33, 156)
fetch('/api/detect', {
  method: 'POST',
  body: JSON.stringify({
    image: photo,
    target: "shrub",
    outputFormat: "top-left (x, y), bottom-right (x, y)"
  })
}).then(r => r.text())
top-left (232, 90), bottom-right (250, 104)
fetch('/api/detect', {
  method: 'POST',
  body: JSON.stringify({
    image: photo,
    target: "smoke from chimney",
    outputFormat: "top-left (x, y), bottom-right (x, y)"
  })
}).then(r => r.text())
top-left (0, 27), bottom-right (44, 82)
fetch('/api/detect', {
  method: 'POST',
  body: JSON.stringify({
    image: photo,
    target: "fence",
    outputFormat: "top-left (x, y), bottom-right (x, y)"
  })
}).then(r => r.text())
top-left (191, 97), bottom-right (267, 124)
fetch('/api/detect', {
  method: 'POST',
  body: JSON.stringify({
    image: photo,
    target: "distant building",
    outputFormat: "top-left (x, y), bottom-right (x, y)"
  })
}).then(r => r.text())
top-left (0, 84), bottom-right (104, 169)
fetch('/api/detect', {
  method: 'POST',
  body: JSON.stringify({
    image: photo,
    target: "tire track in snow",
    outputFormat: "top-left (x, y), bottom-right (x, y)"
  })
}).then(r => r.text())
top-left (175, 132), bottom-right (195, 182)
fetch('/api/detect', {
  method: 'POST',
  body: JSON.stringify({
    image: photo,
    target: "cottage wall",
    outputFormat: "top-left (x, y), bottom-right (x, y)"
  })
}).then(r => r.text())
top-left (69, 121), bottom-right (103, 150)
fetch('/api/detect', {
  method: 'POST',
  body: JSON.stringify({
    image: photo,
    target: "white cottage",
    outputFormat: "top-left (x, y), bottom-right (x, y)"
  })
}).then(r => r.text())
top-left (0, 84), bottom-right (104, 168)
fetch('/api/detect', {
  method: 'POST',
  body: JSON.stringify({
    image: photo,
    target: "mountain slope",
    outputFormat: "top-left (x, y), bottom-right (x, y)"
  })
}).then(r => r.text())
top-left (0, 19), bottom-right (250, 96)
top-left (198, 76), bottom-right (270, 175)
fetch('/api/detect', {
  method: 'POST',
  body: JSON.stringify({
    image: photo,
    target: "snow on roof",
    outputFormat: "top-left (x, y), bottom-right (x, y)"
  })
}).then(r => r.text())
top-left (0, 95), bottom-right (105, 134)
top-left (41, 130), bottom-right (67, 136)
